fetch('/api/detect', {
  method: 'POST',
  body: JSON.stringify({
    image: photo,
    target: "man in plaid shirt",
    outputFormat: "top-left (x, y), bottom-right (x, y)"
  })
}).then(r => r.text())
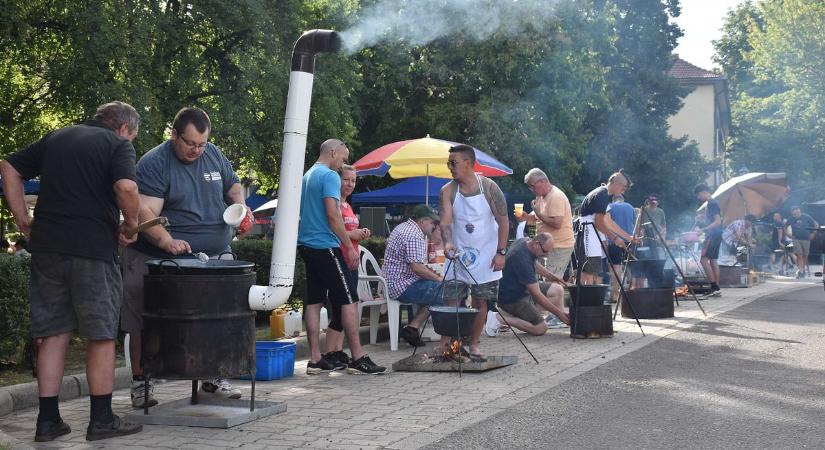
top-left (383, 205), bottom-right (445, 347)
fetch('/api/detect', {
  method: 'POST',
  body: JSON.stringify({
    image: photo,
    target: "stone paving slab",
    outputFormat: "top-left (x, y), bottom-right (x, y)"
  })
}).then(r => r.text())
top-left (0, 278), bottom-right (815, 449)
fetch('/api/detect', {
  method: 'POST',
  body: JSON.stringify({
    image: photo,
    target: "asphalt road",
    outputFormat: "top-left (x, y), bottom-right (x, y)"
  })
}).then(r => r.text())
top-left (427, 285), bottom-right (825, 449)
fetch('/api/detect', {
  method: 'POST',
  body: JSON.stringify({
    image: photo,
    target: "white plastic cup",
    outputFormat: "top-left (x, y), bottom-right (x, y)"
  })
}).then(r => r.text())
top-left (223, 203), bottom-right (246, 226)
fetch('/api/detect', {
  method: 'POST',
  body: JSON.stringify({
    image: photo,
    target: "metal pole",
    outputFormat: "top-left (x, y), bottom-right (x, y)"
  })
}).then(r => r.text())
top-left (643, 208), bottom-right (706, 316)
top-left (589, 222), bottom-right (645, 335)
top-left (614, 209), bottom-right (644, 320)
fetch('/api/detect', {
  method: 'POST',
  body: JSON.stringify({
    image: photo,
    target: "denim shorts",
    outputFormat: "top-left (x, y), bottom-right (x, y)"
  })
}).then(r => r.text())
top-left (30, 252), bottom-right (122, 340)
top-left (397, 280), bottom-right (445, 306)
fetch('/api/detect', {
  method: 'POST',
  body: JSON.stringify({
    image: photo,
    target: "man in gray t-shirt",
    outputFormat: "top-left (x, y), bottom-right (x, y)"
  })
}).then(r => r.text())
top-left (121, 107), bottom-right (251, 407)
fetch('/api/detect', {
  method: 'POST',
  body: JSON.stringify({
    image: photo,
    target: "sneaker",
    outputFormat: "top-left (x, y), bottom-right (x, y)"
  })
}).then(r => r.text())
top-left (200, 379), bottom-right (241, 399)
top-left (400, 326), bottom-right (425, 347)
top-left (347, 355), bottom-right (387, 375)
top-left (35, 419), bottom-right (71, 442)
top-left (545, 316), bottom-right (569, 329)
top-left (306, 355), bottom-right (338, 374)
top-left (130, 378), bottom-right (157, 408)
top-left (324, 351), bottom-right (349, 370)
top-left (711, 284), bottom-right (722, 296)
top-left (484, 311), bottom-right (502, 337)
top-left (86, 414), bottom-right (142, 441)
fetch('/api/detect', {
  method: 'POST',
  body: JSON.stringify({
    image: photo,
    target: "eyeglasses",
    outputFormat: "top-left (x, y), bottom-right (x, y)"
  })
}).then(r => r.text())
top-left (539, 240), bottom-right (552, 254)
top-left (178, 135), bottom-right (208, 150)
top-left (447, 159), bottom-right (468, 168)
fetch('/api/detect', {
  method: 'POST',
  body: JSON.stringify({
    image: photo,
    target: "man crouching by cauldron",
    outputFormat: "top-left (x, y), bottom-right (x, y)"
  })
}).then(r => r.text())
top-left (486, 233), bottom-right (570, 336)
top-left (121, 107), bottom-right (251, 407)
top-left (0, 101), bottom-right (144, 442)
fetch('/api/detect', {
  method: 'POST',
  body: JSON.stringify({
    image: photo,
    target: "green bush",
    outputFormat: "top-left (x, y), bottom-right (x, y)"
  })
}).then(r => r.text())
top-left (0, 255), bottom-right (31, 368)
top-left (231, 239), bottom-right (303, 313)
top-left (360, 236), bottom-right (387, 261)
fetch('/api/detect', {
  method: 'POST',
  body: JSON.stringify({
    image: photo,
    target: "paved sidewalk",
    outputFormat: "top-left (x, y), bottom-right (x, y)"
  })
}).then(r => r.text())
top-left (0, 278), bottom-right (815, 449)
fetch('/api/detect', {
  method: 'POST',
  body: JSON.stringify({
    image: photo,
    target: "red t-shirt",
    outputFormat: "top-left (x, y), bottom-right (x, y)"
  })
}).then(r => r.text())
top-left (341, 201), bottom-right (359, 268)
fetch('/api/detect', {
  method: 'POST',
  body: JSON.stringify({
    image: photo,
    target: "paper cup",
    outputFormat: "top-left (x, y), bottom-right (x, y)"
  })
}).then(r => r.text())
top-left (514, 203), bottom-right (524, 216)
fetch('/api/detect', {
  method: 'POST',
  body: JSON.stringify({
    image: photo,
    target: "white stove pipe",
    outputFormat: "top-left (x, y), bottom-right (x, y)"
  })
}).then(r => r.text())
top-left (249, 29), bottom-right (342, 310)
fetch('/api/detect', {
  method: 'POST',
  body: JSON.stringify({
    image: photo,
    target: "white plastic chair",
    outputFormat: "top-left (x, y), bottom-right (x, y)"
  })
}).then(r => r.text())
top-left (516, 221), bottom-right (527, 239)
top-left (356, 246), bottom-right (397, 350)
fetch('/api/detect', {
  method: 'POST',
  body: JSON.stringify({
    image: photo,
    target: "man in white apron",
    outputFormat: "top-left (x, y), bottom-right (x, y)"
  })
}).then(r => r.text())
top-left (576, 170), bottom-right (636, 285)
top-left (439, 144), bottom-right (509, 360)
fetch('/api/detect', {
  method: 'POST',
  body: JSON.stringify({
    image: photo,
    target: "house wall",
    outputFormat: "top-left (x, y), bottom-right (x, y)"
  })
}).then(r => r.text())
top-left (667, 84), bottom-right (717, 160)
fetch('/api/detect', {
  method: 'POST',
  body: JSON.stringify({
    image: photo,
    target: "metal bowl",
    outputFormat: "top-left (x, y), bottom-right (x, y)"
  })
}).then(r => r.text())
top-left (429, 306), bottom-right (479, 337)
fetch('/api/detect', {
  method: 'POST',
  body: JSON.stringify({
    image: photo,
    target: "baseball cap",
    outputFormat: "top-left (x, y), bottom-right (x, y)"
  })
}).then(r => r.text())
top-left (411, 205), bottom-right (439, 222)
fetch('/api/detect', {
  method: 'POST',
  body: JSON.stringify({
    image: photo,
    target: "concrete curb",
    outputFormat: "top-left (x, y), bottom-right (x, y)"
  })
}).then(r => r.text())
top-left (0, 323), bottom-right (389, 419)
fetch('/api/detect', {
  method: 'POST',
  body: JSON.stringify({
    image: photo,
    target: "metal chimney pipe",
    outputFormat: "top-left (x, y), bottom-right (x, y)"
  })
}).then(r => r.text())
top-left (248, 29), bottom-right (342, 310)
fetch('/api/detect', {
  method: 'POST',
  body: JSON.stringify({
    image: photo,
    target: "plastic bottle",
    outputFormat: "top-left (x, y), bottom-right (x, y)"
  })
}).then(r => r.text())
top-left (319, 307), bottom-right (329, 331)
top-left (284, 310), bottom-right (303, 337)
top-left (270, 309), bottom-right (286, 338)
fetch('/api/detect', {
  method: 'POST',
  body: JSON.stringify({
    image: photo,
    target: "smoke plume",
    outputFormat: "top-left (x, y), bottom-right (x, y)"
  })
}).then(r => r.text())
top-left (339, 0), bottom-right (561, 54)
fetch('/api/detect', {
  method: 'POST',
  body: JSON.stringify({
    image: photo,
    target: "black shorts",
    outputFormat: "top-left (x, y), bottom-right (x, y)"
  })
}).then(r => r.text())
top-left (607, 245), bottom-right (626, 265)
top-left (703, 234), bottom-right (722, 260)
top-left (30, 253), bottom-right (122, 340)
top-left (298, 246), bottom-right (356, 307)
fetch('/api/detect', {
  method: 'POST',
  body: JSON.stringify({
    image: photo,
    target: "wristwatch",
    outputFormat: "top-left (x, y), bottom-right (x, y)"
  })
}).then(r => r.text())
top-left (497, 248), bottom-right (506, 255)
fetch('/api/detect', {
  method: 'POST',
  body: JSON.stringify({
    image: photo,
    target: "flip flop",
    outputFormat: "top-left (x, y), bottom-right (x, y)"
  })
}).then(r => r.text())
top-left (459, 346), bottom-right (487, 362)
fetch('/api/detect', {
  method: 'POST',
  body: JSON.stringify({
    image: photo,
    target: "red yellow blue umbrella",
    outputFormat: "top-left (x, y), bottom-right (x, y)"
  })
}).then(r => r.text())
top-left (353, 135), bottom-right (513, 179)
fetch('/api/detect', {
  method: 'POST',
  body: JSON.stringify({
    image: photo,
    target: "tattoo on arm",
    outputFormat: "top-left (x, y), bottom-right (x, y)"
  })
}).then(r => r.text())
top-left (490, 182), bottom-right (507, 217)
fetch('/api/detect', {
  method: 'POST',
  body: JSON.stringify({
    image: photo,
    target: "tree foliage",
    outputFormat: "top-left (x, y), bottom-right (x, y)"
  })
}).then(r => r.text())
top-left (2, 0), bottom-right (708, 223)
top-left (714, 0), bottom-right (825, 201)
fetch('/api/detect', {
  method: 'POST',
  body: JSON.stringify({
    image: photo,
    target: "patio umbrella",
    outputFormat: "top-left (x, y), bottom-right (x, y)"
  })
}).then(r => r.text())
top-left (352, 135), bottom-right (512, 205)
top-left (697, 172), bottom-right (790, 223)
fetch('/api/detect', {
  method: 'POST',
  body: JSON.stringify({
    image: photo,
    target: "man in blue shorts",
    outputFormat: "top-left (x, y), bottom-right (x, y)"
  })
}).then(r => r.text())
top-left (1, 101), bottom-right (143, 442)
top-left (695, 184), bottom-right (723, 295)
top-left (383, 205), bottom-right (445, 347)
top-left (298, 139), bottom-right (385, 375)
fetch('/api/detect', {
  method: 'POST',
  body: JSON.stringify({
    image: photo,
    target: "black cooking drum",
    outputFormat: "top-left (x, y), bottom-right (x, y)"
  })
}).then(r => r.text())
top-left (141, 259), bottom-right (256, 379)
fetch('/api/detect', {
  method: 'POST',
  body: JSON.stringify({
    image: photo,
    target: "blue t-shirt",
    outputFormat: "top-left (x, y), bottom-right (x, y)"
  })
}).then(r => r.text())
top-left (498, 239), bottom-right (537, 304)
top-left (607, 201), bottom-right (635, 236)
top-left (133, 140), bottom-right (239, 257)
top-left (297, 163), bottom-right (341, 249)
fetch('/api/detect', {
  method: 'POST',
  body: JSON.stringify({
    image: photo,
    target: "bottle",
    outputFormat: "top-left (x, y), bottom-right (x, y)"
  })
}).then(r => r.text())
top-left (320, 307), bottom-right (329, 331)
top-left (428, 241), bottom-right (436, 263)
top-left (284, 310), bottom-right (303, 337)
top-left (270, 309), bottom-right (286, 338)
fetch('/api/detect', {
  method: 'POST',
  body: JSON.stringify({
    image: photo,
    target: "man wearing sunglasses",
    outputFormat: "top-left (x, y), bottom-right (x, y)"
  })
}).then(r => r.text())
top-left (440, 144), bottom-right (509, 361)
top-left (122, 107), bottom-right (251, 407)
top-left (487, 233), bottom-right (570, 336)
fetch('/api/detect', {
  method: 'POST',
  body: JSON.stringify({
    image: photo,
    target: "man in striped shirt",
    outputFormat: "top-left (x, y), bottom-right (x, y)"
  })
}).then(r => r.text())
top-left (383, 205), bottom-right (445, 347)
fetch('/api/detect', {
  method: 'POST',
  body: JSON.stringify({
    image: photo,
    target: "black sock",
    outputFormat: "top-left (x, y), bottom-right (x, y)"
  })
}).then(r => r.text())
top-left (90, 393), bottom-right (114, 423)
top-left (37, 396), bottom-right (60, 424)
top-left (711, 282), bottom-right (720, 290)
top-left (132, 374), bottom-right (145, 382)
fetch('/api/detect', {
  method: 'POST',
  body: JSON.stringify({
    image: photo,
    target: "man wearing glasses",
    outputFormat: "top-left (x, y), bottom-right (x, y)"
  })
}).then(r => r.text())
top-left (440, 144), bottom-right (509, 361)
top-left (486, 233), bottom-right (570, 336)
top-left (122, 107), bottom-right (250, 407)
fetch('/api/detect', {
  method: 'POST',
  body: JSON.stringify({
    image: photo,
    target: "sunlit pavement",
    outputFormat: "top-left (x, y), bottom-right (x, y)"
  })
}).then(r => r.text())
top-left (0, 277), bottom-right (819, 449)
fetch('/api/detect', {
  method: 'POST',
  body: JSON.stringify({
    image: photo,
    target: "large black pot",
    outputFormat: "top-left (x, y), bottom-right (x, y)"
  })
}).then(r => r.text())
top-left (429, 306), bottom-right (479, 338)
top-left (146, 258), bottom-right (254, 275)
top-left (141, 269), bottom-right (256, 379)
top-left (566, 284), bottom-right (609, 307)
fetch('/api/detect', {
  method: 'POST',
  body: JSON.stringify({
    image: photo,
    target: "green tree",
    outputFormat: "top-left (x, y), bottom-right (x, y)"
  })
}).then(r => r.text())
top-left (715, 0), bottom-right (825, 200)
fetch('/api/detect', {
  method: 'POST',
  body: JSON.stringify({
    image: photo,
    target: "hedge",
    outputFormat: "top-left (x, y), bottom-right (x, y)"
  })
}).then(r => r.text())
top-left (0, 255), bottom-right (31, 369)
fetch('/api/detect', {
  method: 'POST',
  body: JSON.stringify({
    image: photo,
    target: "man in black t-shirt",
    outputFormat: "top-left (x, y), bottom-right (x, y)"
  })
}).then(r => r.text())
top-left (577, 170), bottom-right (636, 285)
top-left (787, 206), bottom-right (819, 278)
top-left (490, 233), bottom-right (570, 336)
top-left (694, 184), bottom-right (723, 294)
top-left (0, 101), bottom-right (143, 442)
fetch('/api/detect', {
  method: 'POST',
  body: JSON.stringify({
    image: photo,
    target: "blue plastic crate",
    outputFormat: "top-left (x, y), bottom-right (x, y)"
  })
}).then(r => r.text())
top-left (246, 341), bottom-right (296, 381)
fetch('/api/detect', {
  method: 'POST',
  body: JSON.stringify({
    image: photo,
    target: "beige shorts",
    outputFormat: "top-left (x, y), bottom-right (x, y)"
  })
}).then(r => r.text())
top-left (792, 239), bottom-right (811, 256)
top-left (544, 247), bottom-right (573, 278)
